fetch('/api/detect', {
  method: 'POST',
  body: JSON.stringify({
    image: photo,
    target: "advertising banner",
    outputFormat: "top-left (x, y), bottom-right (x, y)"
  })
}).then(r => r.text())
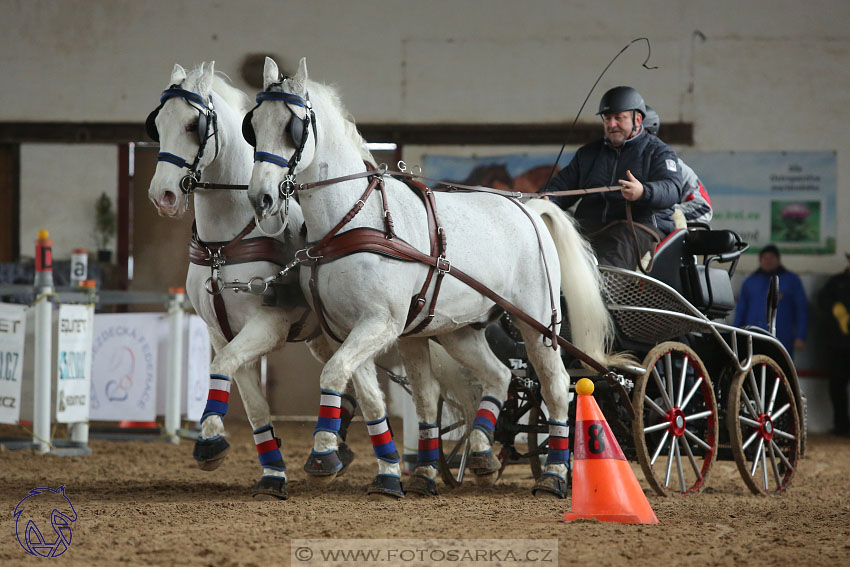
top-left (0, 303), bottom-right (27, 424)
top-left (55, 304), bottom-right (94, 423)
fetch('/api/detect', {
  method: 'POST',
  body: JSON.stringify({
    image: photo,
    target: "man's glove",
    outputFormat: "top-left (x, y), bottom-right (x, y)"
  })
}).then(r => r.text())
top-left (832, 302), bottom-right (850, 334)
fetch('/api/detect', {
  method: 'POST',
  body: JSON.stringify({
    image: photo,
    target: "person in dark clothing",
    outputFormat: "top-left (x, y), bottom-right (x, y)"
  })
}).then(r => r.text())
top-left (817, 254), bottom-right (850, 437)
top-left (734, 244), bottom-right (808, 358)
top-left (541, 86), bottom-right (685, 269)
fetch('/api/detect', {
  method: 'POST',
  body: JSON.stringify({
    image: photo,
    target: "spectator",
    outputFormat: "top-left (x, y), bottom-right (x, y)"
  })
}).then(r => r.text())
top-left (734, 244), bottom-right (808, 358)
top-left (816, 253), bottom-right (850, 436)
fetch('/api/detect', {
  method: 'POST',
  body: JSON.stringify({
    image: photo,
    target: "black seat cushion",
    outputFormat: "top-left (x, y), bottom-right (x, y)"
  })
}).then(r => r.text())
top-left (686, 230), bottom-right (738, 256)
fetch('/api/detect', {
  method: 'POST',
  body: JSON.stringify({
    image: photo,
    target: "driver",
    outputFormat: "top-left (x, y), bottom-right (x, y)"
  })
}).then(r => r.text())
top-left (540, 86), bottom-right (684, 269)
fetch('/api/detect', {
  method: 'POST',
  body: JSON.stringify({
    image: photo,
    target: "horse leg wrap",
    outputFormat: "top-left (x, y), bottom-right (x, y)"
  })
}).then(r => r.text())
top-left (253, 424), bottom-right (286, 472)
top-left (531, 472), bottom-right (569, 499)
top-left (472, 396), bottom-right (502, 444)
top-left (417, 422), bottom-right (439, 468)
top-left (200, 374), bottom-right (230, 424)
top-left (366, 474), bottom-right (404, 499)
top-left (193, 435), bottom-right (230, 470)
top-left (305, 390), bottom-right (344, 476)
top-left (545, 420), bottom-right (570, 467)
top-left (366, 416), bottom-right (400, 463)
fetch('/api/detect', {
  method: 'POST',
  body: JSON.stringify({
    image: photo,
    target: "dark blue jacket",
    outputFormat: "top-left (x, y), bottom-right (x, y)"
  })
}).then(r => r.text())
top-left (544, 132), bottom-right (684, 235)
top-left (734, 268), bottom-right (808, 356)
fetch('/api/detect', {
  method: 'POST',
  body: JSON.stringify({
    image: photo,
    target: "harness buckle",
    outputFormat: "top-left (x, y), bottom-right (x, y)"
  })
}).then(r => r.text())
top-left (278, 175), bottom-right (297, 198)
top-left (436, 255), bottom-right (451, 274)
top-left (204, 275), bottom-right (224, 295)
top-left (180, 174), bottom-right (198, 194)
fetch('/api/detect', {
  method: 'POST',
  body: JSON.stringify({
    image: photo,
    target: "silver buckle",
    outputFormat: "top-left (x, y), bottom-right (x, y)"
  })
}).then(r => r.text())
top-left (436, 256), bottom-right (451, 274)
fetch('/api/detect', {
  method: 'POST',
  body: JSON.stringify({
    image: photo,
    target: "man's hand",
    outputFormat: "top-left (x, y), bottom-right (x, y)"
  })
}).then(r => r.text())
top-left (618, 170), bottom-right (644, 201)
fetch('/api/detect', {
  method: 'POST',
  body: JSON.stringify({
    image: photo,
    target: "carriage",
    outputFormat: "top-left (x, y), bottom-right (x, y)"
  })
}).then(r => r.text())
top-left (436, 223), bottom-right (806, 496)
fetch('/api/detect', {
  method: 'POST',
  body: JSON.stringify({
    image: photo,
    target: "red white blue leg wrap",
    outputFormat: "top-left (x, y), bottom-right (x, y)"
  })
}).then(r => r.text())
top-left (417, 422), bottom-right (439, 467)
top-left (545, 419), bottom-right (570, 466)
top-left (201, 374), bottom-right (230, 423)
top-left (253, 424), bottom-right (286, 471)
top-left (472, 396), bottom-right (502, 442)
top-left (366, 416), bottom-right (400, 463)
top-left (314, 389), bottom-right (342, 435)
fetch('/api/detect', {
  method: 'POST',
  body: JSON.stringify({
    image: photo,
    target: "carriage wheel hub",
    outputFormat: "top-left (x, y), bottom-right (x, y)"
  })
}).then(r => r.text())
top-left (760, 415), bottom-right (774, 441)
top-left (668, 408), bottom-right (687, 437)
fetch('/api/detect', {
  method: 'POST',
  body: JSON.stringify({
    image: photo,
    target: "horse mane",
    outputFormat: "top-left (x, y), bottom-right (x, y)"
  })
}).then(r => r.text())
top-left (183, 63), bottom-right (252, 115)
top-left (306, 80), bottom-right (375, 163)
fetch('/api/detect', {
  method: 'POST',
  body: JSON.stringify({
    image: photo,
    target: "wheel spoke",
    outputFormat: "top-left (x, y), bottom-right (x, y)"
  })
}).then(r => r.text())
top-left (664, 435), bottom-right (676, 487)
top-left (440, 419), bottom-right (465, 436)
top-left (741, 390), bottom-right (760, 420)
top-left (750, 438), bottom-right (765, 477)
top-left (760, 438), bottom-right (770, 490)
top-left (767, 376), bottom-right (781, 415)
top-left (679, 435), bottom-right (703, 480)
top-left (650, 430), bottom-right (670, 466)
top-left (651, 367), bottom-right (674, 410)
top-left (644, 421), bottom-right (671, 434)
top-left (747, 368), bottom-right (764, 413)
top-left (768, 442), bottom-right (782, 488)
top-left (760, 364), bottom-right (767, 414)
top-left (771, 402), bottom-right (791, 421)
top-left (680, 377), bottom-right (704, 412)
top-left (665, 353), bottom-right (675, 408)
top-left (770, 439), bottom-right (794, 470)
top-left (773, 428), bottom-right (797, 441)
top-left (684, 409), bottom-right (713, 422)
top-left (674, 436), bottom-right (686, 492)
top-left (644, 395), bottom-right (668, 419)
top-left (739, 416), bottom-right (762, 428)
top-left (456, 438), bottom-right (470, 483)
top-left (683, 428), bottom-right (712, 452)
top-left (742, 430), bottom-right (759, 451)
top-left (444, 431), bottom-right (469, 463)
top-left (676, 355), bottom-right (689, 408)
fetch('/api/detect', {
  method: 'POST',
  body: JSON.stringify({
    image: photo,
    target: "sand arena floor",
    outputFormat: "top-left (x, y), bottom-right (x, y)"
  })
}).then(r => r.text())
top-left (1, 420), bottom-right (849, 566)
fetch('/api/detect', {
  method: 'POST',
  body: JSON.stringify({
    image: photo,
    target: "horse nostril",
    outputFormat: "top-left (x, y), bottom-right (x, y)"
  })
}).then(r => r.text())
top-left (262, 194), bottom-right (273, 211)
top-left (162, 191), bottom-right (177, 207)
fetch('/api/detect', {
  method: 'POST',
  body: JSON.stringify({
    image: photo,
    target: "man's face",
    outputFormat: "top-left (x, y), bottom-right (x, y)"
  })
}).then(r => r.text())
top-left (602, 111), bottom-right (641, 147)
top-left (760, 252), bottom-right (780, 272)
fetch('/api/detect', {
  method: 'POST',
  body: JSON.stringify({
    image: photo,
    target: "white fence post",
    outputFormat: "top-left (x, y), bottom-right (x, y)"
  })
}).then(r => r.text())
top-left (164, 288), bottom-right (185, 442)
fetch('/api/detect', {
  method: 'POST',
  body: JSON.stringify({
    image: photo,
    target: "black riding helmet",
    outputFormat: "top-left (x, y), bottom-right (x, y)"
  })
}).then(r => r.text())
top-left (643, 106), bottom-right (660, 136)
top-left (597, 86), bottom-right (647, 117)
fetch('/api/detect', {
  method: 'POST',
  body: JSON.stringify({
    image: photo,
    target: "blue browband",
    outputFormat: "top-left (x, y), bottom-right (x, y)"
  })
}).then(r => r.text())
top-left (161, 87), bottom-right (209, 109)
top-left (254, 151), bottom-right (289, 168)
top-left (255, 91), bottom-right (308, 108)
top-left (157, 151), bottom-right (190, 168)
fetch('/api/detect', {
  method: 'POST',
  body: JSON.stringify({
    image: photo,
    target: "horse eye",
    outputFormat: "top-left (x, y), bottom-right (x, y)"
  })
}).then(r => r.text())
top-left (185, 121), bottom-right (198, 133)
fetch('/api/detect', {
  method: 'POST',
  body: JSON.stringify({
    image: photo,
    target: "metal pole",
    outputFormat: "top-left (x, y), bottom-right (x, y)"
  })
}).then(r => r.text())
top-left (32, 291), bottom-right (52, 454)
top-left (164, 288), bottom-right (185, 442)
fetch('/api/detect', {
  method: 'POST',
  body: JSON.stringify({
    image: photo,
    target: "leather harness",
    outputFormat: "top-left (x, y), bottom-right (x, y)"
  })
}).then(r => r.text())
top-left (189, 220), bottom-right (316, 343)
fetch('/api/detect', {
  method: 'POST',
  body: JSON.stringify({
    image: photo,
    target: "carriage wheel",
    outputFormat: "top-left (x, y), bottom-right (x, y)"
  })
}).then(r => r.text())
top-left (727, 355), bottom-right (800, 495)
top-left (632, 341), bottom-right (718, 496)
top-left (436, 395), bottom-right (473, 488)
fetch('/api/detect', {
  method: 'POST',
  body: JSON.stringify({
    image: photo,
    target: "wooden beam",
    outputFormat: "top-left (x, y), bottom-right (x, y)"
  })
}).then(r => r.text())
top-left (0, 121), bottom-right (694, 146)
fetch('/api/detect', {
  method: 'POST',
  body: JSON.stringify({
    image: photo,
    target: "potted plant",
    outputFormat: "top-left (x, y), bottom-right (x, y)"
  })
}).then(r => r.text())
top-left (94, 192), bottom-right (117, 262)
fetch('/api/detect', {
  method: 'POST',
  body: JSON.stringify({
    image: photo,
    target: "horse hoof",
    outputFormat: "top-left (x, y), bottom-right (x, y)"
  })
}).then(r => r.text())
top-left (474, 471), bottom-right (499, 487)
top-left (366, 475), bottom-right (404, 499)
top-left (303, 450), bottom-right (343, 479)
top-left (531, 472), bottom-right (568, 499)
top-left (337, 442), bottom-right (356, 476)
top-left (468, 449), bottom-right (501, 476)
top-left (193, 436), bottom-right (230, 471)
top-left (251, 476), bottom-right (288, 501)
top-left (405, 474), bottom-right (438, 497)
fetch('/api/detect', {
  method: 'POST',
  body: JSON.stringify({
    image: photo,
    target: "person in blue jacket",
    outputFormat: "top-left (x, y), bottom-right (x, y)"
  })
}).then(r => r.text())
top-left (734, 244), bottom-right (808, 358)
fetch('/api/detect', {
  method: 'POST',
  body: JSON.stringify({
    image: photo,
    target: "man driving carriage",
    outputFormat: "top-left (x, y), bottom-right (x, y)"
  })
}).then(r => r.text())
top-left (540, 86), bottom-right (685, 270)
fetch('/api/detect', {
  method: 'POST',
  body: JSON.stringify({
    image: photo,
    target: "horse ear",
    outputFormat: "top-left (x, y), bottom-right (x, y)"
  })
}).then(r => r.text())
top-left (263, 57), bottom-right (280, 90)
top-left (291, 57), bottom-right (309, 92)
top-left (170, 63), bottom-right (187, 84)
top-left (197, 61), bottom-right (215, 95)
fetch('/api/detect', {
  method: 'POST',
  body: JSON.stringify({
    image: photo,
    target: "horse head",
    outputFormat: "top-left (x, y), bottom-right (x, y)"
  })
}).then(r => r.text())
top-left (147, 61), bottom-right (223, 218)
top-left (246, 56), bottom-right (318, 219)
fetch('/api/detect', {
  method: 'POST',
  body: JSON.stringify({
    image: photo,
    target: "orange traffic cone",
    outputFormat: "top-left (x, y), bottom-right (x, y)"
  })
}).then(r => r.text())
top-left (563, 378), bottom-right (658, 525)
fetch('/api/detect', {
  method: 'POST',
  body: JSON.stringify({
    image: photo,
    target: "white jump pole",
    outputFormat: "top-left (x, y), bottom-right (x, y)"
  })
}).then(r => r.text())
top-left (164, 287), bottom-right (185, 442)
top-left (33, 229), bottom-right (54, 454)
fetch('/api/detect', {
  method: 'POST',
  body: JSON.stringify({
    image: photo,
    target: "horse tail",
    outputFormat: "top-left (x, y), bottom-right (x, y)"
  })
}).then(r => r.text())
top-left (523, 199), bottom-right (632, 368)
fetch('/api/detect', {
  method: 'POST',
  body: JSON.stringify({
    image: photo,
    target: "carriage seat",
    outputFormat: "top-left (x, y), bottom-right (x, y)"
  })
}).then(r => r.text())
top-left (646, 227), bottom-right (747, 319)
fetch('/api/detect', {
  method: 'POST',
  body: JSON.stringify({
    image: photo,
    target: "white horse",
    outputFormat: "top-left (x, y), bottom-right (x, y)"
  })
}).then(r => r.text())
top-left (147, 62), bottom-right (366, 500)
top-left (246, 57), bottom-right (623, 499)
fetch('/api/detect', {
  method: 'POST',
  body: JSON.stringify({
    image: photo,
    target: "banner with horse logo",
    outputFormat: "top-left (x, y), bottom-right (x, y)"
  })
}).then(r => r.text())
top-left (0, 303), bottom-right (27, 424)
top-left (89, 313), bottom-right (160, 421)
top-left (55, 304), bottom-right (94, 423)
